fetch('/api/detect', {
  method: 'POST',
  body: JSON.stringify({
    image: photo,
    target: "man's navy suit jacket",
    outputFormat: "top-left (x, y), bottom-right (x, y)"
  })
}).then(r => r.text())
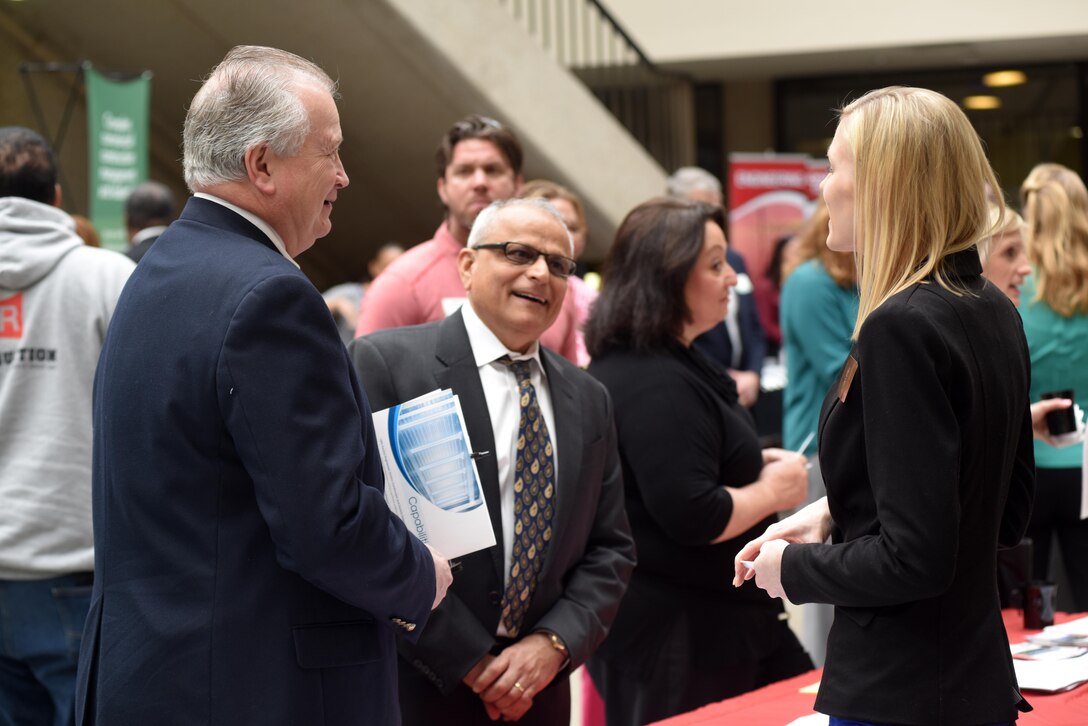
top-left (75, 197), bottom-right (434, 726)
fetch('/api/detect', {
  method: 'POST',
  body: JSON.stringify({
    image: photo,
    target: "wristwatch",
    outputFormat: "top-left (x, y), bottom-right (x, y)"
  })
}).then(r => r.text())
top-left (539, 630), bottom-right (570, 669)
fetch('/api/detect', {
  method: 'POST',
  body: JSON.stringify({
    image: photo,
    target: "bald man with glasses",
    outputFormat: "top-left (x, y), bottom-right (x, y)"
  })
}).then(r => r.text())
top-left (349, 198), bottom-right (634, 725)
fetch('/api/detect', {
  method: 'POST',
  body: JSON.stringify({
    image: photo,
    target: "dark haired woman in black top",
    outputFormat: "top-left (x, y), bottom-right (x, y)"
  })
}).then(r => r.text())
top-left (584, 197), bottom-right (812, 725)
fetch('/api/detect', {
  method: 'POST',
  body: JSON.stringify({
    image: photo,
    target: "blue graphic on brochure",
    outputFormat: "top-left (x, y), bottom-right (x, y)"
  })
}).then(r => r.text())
top-left (373, 389), bottom-right (495, 558)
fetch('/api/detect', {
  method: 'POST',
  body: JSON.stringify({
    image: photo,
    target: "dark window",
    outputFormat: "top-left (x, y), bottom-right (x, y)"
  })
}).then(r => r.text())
top-left (776, 62), bottom-right (1085, 204)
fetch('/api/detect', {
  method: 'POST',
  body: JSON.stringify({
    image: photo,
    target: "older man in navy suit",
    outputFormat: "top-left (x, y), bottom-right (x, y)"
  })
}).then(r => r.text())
top-left (75, 46), bottom-right (451, 726)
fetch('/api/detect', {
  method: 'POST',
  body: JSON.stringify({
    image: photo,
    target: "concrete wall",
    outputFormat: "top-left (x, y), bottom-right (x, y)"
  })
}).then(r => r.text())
top-left (0, 0), bottom-right (670, 288)
top-left (387, 0), bottom-right (667, 260)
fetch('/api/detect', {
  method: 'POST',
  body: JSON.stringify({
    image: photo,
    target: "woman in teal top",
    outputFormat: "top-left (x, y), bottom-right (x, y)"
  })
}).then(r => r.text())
top-left (780, 203), bottom-right (859, 458)
top-left (1020, 162), bottom-right (1088, 610)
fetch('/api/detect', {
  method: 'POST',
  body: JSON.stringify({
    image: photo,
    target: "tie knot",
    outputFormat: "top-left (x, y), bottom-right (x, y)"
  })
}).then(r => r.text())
top-left (500, 356), bottom-right (533, 383)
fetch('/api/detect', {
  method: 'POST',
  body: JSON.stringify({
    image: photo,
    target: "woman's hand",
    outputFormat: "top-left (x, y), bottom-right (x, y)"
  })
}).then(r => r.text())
top-left (760, 447), bottom-right (797, 465)
top-left (745, 538), bottom-right (789, 599)
top-left (1030, 398), bottom-right (1072, 445)
top-left (758, 453), bottom-right (808, 512)
top-left (713, 454), bottom-right (807, 543)
top-left (732, 497), bottom-right (832, 587)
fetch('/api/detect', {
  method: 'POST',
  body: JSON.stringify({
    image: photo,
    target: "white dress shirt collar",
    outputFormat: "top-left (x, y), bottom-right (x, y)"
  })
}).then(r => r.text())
top-left (130, 225), bottom-right (168, 246)
top-left (460, 301), bottom-right (545, 373)
top-left (193, 192), bottom-right (299, 269)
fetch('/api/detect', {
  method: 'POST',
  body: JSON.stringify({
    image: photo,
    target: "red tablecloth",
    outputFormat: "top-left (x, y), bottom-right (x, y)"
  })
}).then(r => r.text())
top-left (654, 610), bottom-right (1088, 725)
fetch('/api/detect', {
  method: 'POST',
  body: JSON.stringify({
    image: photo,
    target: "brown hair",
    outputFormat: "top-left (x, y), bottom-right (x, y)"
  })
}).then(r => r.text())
top-left (0, 126), bottom-right (57, 205)
top-left (435, 115), bottom-right (523, 178)
top-left (586, 197), bottom-right (725, 356)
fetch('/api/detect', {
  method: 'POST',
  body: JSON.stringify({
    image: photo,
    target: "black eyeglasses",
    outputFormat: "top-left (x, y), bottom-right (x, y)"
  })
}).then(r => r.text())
top-left (473, 241), bottom-right (577, 279)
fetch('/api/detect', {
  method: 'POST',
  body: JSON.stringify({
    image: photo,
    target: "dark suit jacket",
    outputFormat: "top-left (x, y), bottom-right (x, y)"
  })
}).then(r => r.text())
top-left (693, 248), bottom-right (766, 374)
top-left (348, 311), bottom-right (635, 718)
top-left (124, 234), bottom-right (157, 263)
top-left (782, 250), bottom-right (1035, 725)
top-left (75, 197), bottom-right (435, 726)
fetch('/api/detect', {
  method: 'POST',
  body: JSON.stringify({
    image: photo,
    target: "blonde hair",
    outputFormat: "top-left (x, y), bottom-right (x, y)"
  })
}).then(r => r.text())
top-left (783, 201), bottom-right (857, 288)
top-left (519, 179), bottom-right (586, 230)
top-left (840, 87), bottom-right (1000, 339)
top-left (977, 203), bottom-right (1027, 260)
top-left (1020, 163), bottom-right (1088, 316)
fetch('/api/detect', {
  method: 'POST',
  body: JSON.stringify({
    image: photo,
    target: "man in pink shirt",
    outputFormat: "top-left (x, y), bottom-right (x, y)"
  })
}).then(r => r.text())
top-left (356, 115), bottom-right (580, 362)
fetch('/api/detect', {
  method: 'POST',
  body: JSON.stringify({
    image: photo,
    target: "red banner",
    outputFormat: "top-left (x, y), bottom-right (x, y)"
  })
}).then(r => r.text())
top-left (727, 153), bottom-right (825, 280)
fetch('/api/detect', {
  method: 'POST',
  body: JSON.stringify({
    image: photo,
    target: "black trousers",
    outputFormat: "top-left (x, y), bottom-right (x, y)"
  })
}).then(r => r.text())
top-left (587, 616), bottom-right (812, 726)
top-left (1026, 466), bottom-right (1088, 611)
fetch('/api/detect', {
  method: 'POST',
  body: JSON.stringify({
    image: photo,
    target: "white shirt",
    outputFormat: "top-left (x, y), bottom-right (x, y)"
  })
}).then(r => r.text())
top-left (130, 225), bottom-right (168, 246)
top-left (460, 302), bottom-right (559, 636)
top-left (193, 192), bottom-right (299, 269)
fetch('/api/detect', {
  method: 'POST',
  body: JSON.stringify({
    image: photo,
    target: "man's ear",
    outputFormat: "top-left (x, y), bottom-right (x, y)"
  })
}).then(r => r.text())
top-left (437, 176), bottom-right (449, 208)
top-left (457, 247), bottom-right (476, 292)
top-left (246, 142), bottom-right (275, 195)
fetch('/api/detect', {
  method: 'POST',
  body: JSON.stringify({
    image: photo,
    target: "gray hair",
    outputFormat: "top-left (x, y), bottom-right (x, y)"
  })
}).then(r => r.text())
top-left (666, 166), bottom-right (722, 199)
top-left (183, 45), bottom-right (336, 191)
top-left (468, 198), bottom-right (573, 256)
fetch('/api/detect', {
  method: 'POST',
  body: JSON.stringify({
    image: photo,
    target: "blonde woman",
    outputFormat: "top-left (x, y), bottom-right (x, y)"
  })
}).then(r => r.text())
top-left (735, 87), bottom-right (1034, 725)
top-left (1019, 163), bottom-right (1088, 610)
top-left (978, 204), bottom-right (1073, 445)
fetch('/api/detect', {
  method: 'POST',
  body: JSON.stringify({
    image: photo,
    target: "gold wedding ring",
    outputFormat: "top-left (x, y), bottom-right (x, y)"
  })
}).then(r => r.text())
top-left (513, 681), bottom-right (526, 693)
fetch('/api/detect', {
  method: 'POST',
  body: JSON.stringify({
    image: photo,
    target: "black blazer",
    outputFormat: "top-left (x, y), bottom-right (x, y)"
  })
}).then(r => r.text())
top-left (348, 312), bottom-right (635, 704)
top-left (76, 197), bottom-right (436, 726)
top-left (781, 250), bottom-right (1035, 725)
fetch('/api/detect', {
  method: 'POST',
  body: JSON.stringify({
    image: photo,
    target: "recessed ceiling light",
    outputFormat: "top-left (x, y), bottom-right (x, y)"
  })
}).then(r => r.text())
top-left (983, 70), bottom-right (1028, 87)
top-left (963, 95), bottom-right (1002, 110)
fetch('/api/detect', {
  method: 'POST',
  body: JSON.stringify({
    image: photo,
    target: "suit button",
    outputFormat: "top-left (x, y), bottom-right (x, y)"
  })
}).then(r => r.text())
top-left (488, 591), bottom-right (501, 605)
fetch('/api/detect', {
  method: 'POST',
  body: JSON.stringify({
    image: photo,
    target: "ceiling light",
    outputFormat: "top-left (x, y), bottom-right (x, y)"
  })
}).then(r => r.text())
top-left (983, 70), bottom-right (1027, 87)
top-left (963, 95), bottom-right (1002, 110)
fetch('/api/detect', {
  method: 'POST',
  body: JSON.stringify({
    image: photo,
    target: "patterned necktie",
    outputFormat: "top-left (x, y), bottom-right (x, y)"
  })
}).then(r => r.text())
top-left (498, 357), bottom-right (556, 637)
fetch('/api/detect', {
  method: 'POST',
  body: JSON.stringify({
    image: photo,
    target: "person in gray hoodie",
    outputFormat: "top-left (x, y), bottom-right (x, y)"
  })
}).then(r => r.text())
top-left (0, 126), bottom-right (134, 726)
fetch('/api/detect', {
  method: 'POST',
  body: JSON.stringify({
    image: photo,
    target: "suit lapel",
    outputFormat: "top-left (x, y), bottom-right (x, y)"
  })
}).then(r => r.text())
top-left (539, 350), bottom-right (580, 576)
top-left (433, 312), bottom-right (505, 583)
top-left (818, 343), bottom-right (859, 447)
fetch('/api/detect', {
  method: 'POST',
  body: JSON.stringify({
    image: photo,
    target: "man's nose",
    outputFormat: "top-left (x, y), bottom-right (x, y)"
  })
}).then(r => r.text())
top-left (525, 254), bottom-right (550, 279)
top-left (335, 154), bottom-right (349, 189)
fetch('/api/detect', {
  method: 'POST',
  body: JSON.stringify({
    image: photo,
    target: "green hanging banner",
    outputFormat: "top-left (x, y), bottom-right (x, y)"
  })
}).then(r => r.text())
top-left (86, 66), bottom-right (151, 251)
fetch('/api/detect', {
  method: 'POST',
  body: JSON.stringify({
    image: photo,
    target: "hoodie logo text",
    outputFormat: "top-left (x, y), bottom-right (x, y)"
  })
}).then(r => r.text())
top-left (0, 293), bottom-right (23, 339)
